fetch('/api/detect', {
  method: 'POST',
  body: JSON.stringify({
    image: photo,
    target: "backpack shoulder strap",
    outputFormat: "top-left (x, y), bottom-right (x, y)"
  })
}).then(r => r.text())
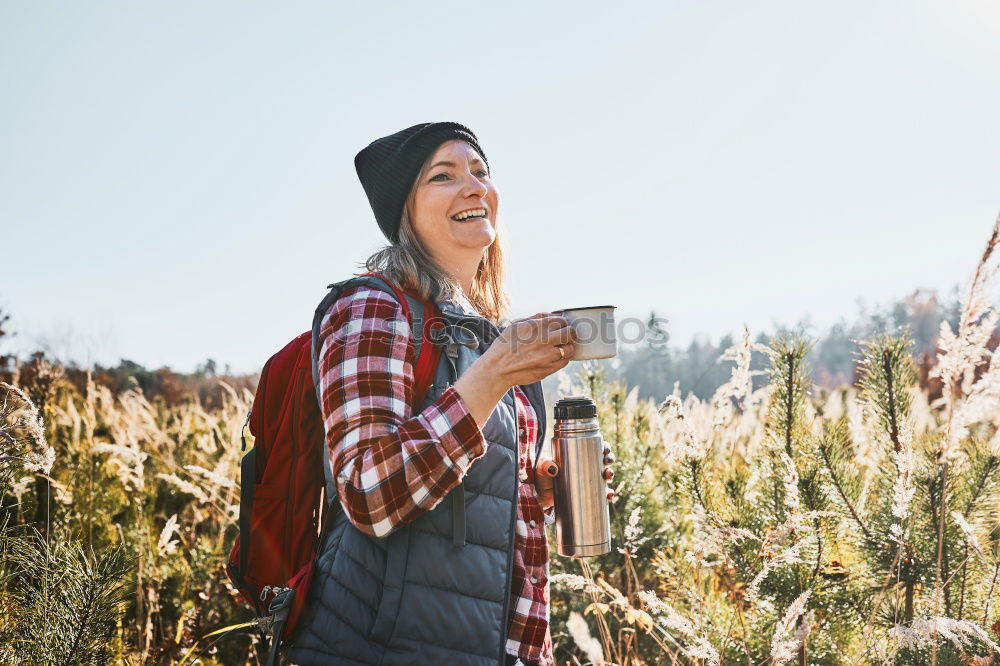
top-left (400, 291), bottom-right (442, 410)
top-left (360, 274), bottom-right (442, 409)
top-left (310, 273), bottom-right (441, 412)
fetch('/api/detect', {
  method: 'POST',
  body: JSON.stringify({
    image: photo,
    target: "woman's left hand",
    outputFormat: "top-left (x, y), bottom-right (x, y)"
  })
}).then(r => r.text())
top-left (534, 446), bottom-right (616, 512)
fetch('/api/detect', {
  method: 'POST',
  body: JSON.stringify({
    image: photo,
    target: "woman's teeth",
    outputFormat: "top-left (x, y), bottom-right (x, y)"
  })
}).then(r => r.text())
top-left (451, 208), bottom-right (487, 221)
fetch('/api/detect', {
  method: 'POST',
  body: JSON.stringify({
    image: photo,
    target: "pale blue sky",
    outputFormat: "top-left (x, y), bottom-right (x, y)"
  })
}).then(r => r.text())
top-left (2, 1), bottom-right (998, 373)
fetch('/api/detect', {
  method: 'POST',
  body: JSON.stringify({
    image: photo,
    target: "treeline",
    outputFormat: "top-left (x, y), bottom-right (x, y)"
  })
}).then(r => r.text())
top-left (590, 287), bottom-right (970, 402)
top-left (0, 287), bottom-right (982, 407)
top-left (0, 352), bottom-right (258, 410)
top-left (0, 306), bottom-right (257, 408)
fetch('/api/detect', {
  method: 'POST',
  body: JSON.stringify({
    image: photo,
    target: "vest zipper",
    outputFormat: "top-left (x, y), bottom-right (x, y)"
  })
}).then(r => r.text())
top-left (498, 386), bottom-right (518, 665)
top-left (444, 352), bottom-right (467, 549)
top-left (444, 313), bottom-right (517, 664)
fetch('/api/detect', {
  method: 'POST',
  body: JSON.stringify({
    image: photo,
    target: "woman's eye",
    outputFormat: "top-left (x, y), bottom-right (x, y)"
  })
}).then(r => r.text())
top-left (429, 169), bottom-right (487, 182)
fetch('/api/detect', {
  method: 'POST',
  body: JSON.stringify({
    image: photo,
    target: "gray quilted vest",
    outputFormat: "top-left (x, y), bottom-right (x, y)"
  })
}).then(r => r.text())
top-left (288, 275), bottom-right (547, 666)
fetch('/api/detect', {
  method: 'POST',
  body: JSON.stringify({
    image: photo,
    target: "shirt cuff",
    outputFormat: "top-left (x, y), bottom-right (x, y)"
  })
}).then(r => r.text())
top-left (543, 504), bottom-right (556, 526)
top-left (415, 385), bottom-right (487, 472)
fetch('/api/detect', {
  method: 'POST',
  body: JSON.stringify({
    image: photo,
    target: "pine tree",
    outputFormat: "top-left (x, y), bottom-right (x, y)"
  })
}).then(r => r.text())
top-left (0, 529), bottom-right (133, 666)
top-left (0, 382), bottom-right (134, 665)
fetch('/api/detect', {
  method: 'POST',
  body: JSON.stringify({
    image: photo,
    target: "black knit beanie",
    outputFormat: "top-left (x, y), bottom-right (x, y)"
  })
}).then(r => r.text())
top-left (354, 122), bottom-right (490, 243)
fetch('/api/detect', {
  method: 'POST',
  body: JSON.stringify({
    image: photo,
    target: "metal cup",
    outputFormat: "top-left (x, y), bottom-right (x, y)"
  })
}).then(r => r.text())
top-left (551, 306), bottom-right (617, 360)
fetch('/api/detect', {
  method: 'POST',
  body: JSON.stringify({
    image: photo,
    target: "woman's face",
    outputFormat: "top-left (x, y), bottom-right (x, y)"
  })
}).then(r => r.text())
top-left (408, 139), bottom-right (498, 264)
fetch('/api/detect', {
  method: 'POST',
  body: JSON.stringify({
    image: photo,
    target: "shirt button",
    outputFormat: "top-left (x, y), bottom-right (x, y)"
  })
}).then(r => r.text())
top-left (518, 427), bottom-right (526, 440)
top-left (530, 575), bottom-right (539, 585)
top-left (528, 519), bottom-right (537, 528)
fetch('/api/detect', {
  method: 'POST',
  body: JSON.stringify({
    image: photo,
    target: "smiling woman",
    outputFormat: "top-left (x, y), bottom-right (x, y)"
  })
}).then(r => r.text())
top-left (282, 122), bottom-right (613, 666)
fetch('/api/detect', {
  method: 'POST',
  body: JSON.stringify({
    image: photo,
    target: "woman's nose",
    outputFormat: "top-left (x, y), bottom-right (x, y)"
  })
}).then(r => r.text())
top-left (462, 172), bottom-right (488, 197)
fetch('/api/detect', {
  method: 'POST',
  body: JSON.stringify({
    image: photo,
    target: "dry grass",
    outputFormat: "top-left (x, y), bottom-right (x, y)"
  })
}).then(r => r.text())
top-left (1, 371), bottom-right (256, 664)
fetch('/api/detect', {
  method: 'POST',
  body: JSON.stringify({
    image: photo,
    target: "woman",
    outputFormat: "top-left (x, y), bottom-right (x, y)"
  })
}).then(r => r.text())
top-left (288, 122), bottom-right (614, 666)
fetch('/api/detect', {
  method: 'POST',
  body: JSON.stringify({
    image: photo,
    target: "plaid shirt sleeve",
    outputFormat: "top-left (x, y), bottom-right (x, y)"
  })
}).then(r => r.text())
top-left (316, 284), bottom-right (487, 538)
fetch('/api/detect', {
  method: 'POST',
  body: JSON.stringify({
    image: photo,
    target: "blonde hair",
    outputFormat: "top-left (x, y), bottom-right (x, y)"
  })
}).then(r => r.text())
top-left (361, 163), bottom-right (510, 324)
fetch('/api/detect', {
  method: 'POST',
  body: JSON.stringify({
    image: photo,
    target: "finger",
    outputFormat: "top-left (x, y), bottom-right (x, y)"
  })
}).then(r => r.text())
top-left (553, 343), bottom-right (574, 364)
top-left (514, 313), bottom-right (552, 327)
top-left (550, 324), bottom-right (575, 346)
top-left (607, 489), bottom-right (615, 501)
top-left (603, 468), bottom-right (615, 482)
top-left (542, 316), bottom-right (572, 335)
top-left (528, 312), bottom-right (565, 322)
top-left (604, 452), bottom-right (615, 466)
top-left (520, 315), bottom-right (568, 336)
top-left (535, 458), bottom-right (559, 478)
top-left (509, 316), bottom-right (559, 347)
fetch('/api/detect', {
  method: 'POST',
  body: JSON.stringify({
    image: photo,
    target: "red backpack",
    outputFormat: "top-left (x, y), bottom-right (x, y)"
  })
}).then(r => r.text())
top-left (226, 273), bottom-right (441, 664)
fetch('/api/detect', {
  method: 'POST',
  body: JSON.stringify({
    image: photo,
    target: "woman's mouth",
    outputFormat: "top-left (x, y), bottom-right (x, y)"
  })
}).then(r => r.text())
top-left (451, 207), bottom-right (488, 222)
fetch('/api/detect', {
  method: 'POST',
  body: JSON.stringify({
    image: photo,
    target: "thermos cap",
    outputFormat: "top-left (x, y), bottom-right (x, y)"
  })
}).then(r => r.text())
top-left (554, 396), bottom-right (597, 420)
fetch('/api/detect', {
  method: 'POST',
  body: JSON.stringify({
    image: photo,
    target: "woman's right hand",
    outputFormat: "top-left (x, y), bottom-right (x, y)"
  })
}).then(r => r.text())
top-left (452, 313), bottom-right (576, 429)
top-left (482, 313), bottom-right (576, 388)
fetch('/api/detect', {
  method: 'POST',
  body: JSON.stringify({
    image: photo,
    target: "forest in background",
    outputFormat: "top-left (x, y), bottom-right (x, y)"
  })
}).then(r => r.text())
top-left (0, 284), bottom-right (967, 410)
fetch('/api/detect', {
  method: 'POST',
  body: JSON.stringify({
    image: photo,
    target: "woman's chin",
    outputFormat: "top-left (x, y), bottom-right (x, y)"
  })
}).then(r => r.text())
top-left (450, 221), bottom-right (496, 247)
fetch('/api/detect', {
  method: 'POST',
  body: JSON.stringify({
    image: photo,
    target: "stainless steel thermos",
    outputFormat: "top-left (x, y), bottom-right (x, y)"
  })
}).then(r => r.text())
top-left (552, 396), bottom-right (611, 557)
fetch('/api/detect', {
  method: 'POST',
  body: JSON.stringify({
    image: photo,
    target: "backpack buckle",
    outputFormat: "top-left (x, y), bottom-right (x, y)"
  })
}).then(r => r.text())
top-left (260, 586), bottom-right (295, 666)
top-left (267, 586), bottom-right (295, 620)
top-left (258, 585), bottom-right (294, 616)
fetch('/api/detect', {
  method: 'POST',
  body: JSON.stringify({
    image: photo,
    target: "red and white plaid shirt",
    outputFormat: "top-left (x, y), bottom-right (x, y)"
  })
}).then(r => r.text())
top-left (315, 284), bottom-right (553, 665)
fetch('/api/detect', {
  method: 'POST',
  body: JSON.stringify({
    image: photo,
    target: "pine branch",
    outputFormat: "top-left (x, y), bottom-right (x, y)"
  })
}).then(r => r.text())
top-left (934, 461), bottom-right (950, 665)
top-left (984, 559), bottom-right (1000, 625)
top-left (3, 529), bottom-right (133, 666)
top-left (954, 449), bottom-right (999, 621)
top-left (942, 519), bottom-right (953, 617)
top-left (961, 450), bottom-right (1000, 516)
top-left (817, 433), bottom-right (873, 542)
top-left (810, 516), bottom-right (823, 582)
top-left (959, 544), bottom-right (969, 620)
top-left (903, 546), bottom-right (916, 623)
top-left (764, 335), bottom-right (812, 460)
top-left (858, 333), bottom-right (916, 455)
top-left (688, 460), bottom-right (712, 521)
top-left (784, 352), bottom-right (795, 457)
top-left (882, 351), bottom-right (901, 453)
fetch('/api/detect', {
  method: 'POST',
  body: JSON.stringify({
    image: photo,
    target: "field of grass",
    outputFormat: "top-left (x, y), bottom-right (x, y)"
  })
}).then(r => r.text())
top-left (3, 217), bottom-right (1000, 665)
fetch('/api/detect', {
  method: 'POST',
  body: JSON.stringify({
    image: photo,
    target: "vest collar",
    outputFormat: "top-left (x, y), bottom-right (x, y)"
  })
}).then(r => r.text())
top-left (436, 292), bottom-right (480, 319)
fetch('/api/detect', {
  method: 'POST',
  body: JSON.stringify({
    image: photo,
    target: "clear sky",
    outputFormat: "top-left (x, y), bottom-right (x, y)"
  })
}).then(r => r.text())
top-left (2, 1), bottom-right (998, 373)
